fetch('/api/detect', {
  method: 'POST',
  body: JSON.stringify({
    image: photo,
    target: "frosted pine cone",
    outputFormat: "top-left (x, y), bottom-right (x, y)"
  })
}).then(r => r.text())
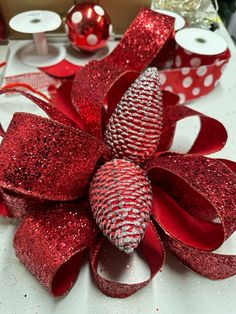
top-left (89, 159), bottom-right (152, 254)
top-left (105, 67), bottom-right (163, 164)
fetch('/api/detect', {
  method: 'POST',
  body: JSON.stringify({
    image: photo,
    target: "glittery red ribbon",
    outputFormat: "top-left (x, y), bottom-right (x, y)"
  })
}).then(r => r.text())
top-left (71, 9), bottom-right (175, 138)
top-left (0, 9), bottom-right (236, 298)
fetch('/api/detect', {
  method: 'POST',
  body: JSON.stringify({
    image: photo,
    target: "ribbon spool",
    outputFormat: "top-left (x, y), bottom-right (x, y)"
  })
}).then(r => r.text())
top-left (158, 27), bottom-right (229, 104)
top-left (9, 10), bottom-right (66, 67)
top-left (174, 27), bottom-right (227, 68)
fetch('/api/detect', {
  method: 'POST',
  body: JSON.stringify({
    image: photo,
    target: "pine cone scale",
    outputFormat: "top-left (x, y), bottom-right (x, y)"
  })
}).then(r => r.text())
top-left (89, 159), bottom-right (152, 254)
top-left (105, 67), bottom-right (163, 163)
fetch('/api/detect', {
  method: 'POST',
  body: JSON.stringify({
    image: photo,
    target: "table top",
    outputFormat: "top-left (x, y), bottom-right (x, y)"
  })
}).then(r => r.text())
top-left (0, 21), bottom-right (236, 314)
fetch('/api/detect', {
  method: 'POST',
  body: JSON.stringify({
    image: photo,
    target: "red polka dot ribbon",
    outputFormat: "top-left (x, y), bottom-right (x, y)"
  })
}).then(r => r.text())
top-left (157, 44), bottom-right (230, 104)
top-left (0, 9), bottom-right (235, 299)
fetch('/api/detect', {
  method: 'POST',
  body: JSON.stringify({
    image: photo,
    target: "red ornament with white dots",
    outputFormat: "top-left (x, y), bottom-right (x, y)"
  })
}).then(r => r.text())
top-left (65, 3), bottom-right (112, 52)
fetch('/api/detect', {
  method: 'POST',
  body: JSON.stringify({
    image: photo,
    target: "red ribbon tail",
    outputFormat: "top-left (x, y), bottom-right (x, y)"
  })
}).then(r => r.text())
top-left (0, 87), bottom-right (78, 128)
top-left (40, 59), bottom-right (82, 78)
top-left (174, 106), bottom-right (228, 155)
top-left (89, 222), bottom-right (165, 298)
top-left (163, 234), bottom-right (236, 280)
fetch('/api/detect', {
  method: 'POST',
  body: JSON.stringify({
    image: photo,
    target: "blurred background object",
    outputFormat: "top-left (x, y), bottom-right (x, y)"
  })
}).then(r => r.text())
top-left (153, 0), bottom-right (236, 43)
top-left (0, 0), bottom-right (152, 38)
top-left (218, 0), bottom-right (236, 42)
top-left (65, 2), bottom-right (111, 52)
top-left (218, 0), bottom-right (236, 25)
top-left (153, 0), bottom-right (214, 25)
top-left (0, 0), bottom-right (236, 42)
top-left (0, 4), bottom-right (8, 42)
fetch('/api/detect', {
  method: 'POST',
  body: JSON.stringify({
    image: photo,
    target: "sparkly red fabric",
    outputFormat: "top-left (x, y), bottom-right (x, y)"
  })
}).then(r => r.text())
top-left (90, 222), bottom-right (165, 298)
top-left (14, 201), bottom-right (99, 296)
top-left (0, 8), bottom-right (235, 299)
top-left (0, 113), bottom-right (107, 202)
top-left (72, 9), bottom-right (174, 138)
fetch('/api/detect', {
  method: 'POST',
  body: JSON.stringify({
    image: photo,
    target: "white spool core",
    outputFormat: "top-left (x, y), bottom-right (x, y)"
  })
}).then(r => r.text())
top-left (9, 10), bottom-right (65, 67)
top-left (175, 28), bottom-right (227, 55)
top-left (155, 9), bottom-right (186, 31)
top-left (33, 33), bottom-right (48, 55)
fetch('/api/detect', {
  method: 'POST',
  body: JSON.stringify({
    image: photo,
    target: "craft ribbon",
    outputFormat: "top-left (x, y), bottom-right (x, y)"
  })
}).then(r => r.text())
top-left (0, 9), bottom-right (235, 298)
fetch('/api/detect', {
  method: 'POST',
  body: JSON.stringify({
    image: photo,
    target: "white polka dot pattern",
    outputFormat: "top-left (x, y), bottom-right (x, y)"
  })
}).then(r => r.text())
top-left (178, 93), bottom-right (186, 104)
top-left (94, 5), bottom-right (105, 16)
top-left (216, 60), bottom-right (225, 66)
top-left (192, 87), bottom-right (200, 96)
top-left (204, 74), bottom-right (213, 87)
top-left (183, 77), bottom-right (193, 88)
top-left (181, 68), bottom-right (190, 75)
top-left (109, 24), bottom-right (113, 36)
top-left (175, 55), bottom-right (182, 67)
top-left (190, 57), bottom-right (201, 67)
top-left (184, 49), bottom-right (193, 55)
top-left (165, 86), bottom-right (173, 92)
top-left (72, 11), bottom-right (83, 24)
top-left (159, 73), bottom-right (167, 85)
top-left (196, 66), bottom-right (207, 77)
top-left (157, 45), bottom-right (229, 103)
top-left (87, 34), bottom-right (98, 46)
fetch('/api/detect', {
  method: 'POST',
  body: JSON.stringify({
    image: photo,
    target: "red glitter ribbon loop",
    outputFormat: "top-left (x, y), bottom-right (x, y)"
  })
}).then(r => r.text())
top-left (72, 9), bottom-right (175, 138)
top-left (14, 201), bottom-right (99, 296)
top-left (0, 113), bottom-right (107, 216)
top-left (151, 185), bottom-right (224, 251)
top-left (145, 153), bottom-right (236, 278)
top-left (156, 94), bottom-right (228, 154)
top-left (90, 222), bottom-right (165, 298)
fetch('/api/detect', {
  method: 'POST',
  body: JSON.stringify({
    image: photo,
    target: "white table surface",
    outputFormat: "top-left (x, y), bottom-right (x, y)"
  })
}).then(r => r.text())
top-left (0, 21), bottom-right (236, 314)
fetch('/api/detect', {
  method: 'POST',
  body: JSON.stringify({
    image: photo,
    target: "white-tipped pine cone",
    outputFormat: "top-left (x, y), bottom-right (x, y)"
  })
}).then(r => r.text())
top-left (105, 67), bottom-right (163, 164)
top-left (89, 159), bottom-right (152, 254)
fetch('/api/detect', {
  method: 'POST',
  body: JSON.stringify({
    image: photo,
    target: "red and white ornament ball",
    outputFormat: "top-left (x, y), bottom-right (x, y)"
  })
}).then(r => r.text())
top-left (65, 3), bottom-right (112, 52)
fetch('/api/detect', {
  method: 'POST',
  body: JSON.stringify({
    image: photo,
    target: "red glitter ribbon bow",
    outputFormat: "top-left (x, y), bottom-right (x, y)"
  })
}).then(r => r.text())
top-left (0, 9), bottom-right (236, 298)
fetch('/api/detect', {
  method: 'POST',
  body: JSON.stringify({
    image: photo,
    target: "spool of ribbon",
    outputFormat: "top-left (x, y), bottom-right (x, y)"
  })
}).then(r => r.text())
top-left (174, 27), bottom-right (228, 68)
top-left (9, 10), bottom-right (65, 67)
top-left (155, 27), bottom-right (230, 104)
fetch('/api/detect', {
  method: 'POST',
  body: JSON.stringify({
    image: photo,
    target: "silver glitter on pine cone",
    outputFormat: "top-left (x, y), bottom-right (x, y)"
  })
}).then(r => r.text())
top-left (89, 159), bottom-right (152, 254)
top-left (105, 67), bottom-right (163, 164)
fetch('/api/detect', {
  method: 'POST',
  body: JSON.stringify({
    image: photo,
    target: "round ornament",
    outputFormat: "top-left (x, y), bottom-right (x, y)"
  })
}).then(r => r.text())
top-left (65, 3), bottom-right (112, 52)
